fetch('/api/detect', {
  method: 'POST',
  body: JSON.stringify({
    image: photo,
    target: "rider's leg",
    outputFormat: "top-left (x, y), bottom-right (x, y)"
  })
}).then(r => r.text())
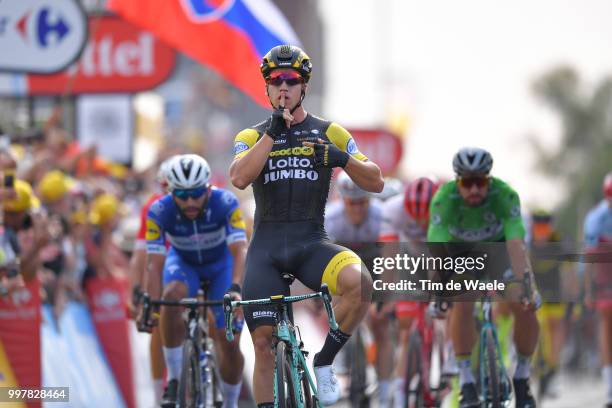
top-left (150, 326), bottom-right (166, 403)
top-left (211, 326), bottom-right (244, 408)
top-left (160, 280), bottom-right (189, 381)
top-left (315, 262), bottom-right (373, 366)
top-left (392, 316), bottom-right (414, 408)
top-left (508, 301), bottom-right (539, 379)
top-left (598, 305), bottom-right (612, 405)
top-left (450, 301), bottom-right (477, 386)
top-left (369, 308), bottom-right (394, 406)
top-left (250, 325), bottom-right (275, 404)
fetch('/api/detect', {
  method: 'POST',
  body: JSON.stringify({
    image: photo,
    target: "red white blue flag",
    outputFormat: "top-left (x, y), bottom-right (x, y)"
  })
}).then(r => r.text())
top-left (107, 0), bottom-right (301, 107)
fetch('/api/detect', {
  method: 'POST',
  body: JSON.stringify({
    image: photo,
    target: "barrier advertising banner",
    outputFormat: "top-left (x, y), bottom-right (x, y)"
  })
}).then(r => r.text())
top-left (0, 278), bottom-right (42, 408)
top-left (86, 276), bottom-right (135, 408)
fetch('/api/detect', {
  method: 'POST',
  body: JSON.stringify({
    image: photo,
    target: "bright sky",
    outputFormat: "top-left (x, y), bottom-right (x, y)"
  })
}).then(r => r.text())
top-left (321, 0), bottom-right (612, 209)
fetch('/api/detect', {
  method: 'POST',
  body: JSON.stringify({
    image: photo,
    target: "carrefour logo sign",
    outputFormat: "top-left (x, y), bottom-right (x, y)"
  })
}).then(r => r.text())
top-left (0, 0), bottom-right (87, 73)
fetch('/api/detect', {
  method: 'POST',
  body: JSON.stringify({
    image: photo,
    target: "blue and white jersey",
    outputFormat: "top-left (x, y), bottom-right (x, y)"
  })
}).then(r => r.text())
top-left (584, 200), bottom-right (612, 249)
top-left (146, 187), bottom-right (247, 265)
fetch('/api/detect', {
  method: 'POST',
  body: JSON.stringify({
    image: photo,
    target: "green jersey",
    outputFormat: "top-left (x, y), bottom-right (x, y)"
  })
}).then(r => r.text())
top-left (427, 177), bottom-right (525, 243)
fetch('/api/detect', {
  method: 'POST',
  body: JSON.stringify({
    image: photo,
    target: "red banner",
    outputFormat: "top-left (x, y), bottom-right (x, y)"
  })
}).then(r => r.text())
top-left (0, 278), bottom-right (42, 408)
top-left (86, 276), bottom-right (135, 408)
top-left (348, 129), bottom-right (404, 175)
top-left (27, 16), bottom-right (175, 94)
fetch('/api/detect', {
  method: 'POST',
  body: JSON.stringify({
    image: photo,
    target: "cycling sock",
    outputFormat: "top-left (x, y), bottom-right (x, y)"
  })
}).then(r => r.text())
top-left (457, 355), bottom-right (475, 386)
top-left (603, 365), bottom-right (612, 402)
top-left (313, 327), bottom-right (351, 367)
top-left (513, 353), bottom-right (531, 379)
top-left (392, 377), bottom-right (405, 408)
top-left (221, 380), bottom-right (242, 408)
top-left (257, 403), bottom-right (274, 408)
top-left (162, 346), bottom-right (183, 380)
top-left (378, 378), bottom-right (392, 405)
top-left (153, 379), bottom-right (164, 404)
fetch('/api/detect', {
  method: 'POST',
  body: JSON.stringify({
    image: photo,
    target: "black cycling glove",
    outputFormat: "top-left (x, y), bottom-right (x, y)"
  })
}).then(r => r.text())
top-left (265, 109), bottom-right (287, 141)
top-left (312, 141), bottom-right (350, 168)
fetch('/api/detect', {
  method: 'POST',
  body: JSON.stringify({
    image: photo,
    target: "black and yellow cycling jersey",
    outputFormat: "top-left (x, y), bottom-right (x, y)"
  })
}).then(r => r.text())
top-left (233, 114), bottom-right (368, 330)
top-left (233, 114), bottom-right (367, 225)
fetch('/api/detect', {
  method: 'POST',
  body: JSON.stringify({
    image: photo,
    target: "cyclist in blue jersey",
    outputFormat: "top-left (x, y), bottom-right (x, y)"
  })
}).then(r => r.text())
top-left (141, 154), bottom-right (248, 408)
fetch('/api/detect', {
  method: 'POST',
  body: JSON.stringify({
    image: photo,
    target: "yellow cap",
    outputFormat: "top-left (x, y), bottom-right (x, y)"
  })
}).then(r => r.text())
top-left (89, 193), bottom-right (124, 226)
top-left (4, 180), bottom-right (41, 212)
top-left (38, 170), bottom-right (75, 204)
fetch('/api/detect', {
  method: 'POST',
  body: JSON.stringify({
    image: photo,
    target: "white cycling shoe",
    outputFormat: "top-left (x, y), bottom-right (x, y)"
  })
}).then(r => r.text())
top-left (314, 365), bottom-right (340, 406)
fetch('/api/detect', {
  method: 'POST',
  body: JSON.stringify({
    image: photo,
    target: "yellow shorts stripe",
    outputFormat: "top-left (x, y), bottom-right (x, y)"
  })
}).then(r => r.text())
top-left (321, 250), bottom-right (362, 295)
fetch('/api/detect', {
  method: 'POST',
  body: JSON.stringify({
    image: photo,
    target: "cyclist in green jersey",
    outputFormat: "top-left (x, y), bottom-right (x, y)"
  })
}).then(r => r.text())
top-left (427, 147), bottom-right (540, 408)
top-left (230, 45), bottom-right (384, 407)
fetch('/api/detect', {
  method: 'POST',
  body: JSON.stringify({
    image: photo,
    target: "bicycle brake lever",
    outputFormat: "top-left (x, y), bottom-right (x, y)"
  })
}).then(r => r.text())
top-left (138, 293), bottom-right (151, 332)
top-left (223, 294), bottom-right (234, 342)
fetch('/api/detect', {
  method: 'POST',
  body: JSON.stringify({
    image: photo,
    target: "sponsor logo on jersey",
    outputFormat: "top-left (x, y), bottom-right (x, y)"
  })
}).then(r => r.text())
top-left (431, 214), bottom-right (442, 225)
top-left (233, 141), bottom-right (249, 155)
top-left (222, 191), bottom-right (234, 205)
top-left (510, 205), bottom-right (521, 217)
top-left (346, 138), bottom-right (359, 154)
top-left (449, 223), bottom-right (503, 242)
top-left (273, 138), bottom-right (287, 144)
top-left (269, 146), bottom-right (314, 157)
top-left (167, 228), bottom-right (226, 251)
top-left (311, 129), bottom-right (320, 135)
top-left (145, 219), bottom-right (161, 240)
top-left (229, 208), bottom-right (246, 230)
top-left (263, 157), bottom-right (318, 184)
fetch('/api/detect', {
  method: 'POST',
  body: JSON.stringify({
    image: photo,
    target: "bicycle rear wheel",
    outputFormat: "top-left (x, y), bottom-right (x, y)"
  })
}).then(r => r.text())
top-left (405, 331), bottom-right (424, 408)
top-left (482, 327), bottom-right (501, 408)
top-left (275, 341), bottom-right (298, 408)
top-left (178, 338), bottom-right (202, 408)
top-left (348, 330), bottom-right (369, 408)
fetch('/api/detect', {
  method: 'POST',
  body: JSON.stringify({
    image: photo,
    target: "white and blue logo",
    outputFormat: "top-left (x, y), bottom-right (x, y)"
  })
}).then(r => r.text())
top-left (0, 0), bottom-right (87, 73)
top-left (346, 138), bottom-right (359, 155)
top-left (233, 141), bottom-right (249, 155)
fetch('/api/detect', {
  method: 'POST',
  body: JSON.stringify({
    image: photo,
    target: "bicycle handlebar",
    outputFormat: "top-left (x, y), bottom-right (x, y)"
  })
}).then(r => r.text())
top-left (138, 293), bottom-right (223, 332)
top-left (224, 283), bottom-right (338, 342)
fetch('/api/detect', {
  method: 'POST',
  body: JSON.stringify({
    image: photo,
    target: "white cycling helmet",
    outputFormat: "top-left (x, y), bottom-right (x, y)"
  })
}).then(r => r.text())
top-left (336, 171), bottom-right (369, 199)
top-left (156, 156), bottom-right (174, 185)
top-left (166, 154), bottom-right (211, 191)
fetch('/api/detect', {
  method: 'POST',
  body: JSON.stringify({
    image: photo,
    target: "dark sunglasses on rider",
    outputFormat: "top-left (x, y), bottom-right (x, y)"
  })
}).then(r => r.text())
top-left (266, 71), bottom-right (304, 87)
top-left (173, 186), bottom-right (208, 200)
top-left (457, 176), bottom-right (490, 189)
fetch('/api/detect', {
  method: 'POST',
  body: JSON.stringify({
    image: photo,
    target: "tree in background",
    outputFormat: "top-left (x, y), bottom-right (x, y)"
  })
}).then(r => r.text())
top-left (530, 66), bottom-right (612, 238)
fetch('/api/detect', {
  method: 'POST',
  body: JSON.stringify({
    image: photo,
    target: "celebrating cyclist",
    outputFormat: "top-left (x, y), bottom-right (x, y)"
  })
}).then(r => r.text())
top-left (427, 147), bottom-right (540, 408)
top-left (583, 172), bottom-right (612, 408)
top-left (230, 45), bottom-right (384, 407)
top-left (142, 154), bottom-right (247, 408)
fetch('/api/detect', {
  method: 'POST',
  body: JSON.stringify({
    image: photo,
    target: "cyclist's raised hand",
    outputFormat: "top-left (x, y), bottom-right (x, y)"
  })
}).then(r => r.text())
top-left (265, 95), bottom-right (292, 141)
top-left (302, 138), bottom-right (349, 169)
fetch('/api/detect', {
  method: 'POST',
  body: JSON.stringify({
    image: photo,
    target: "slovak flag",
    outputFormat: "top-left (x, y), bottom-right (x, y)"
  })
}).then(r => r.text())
top-left (107, 0), bottom-right (301, 107)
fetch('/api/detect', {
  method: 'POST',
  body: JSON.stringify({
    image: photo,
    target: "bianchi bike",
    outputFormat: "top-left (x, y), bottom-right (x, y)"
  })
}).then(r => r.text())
top-left (141, 281), bottom-right (225, 408)
top-left (224, 274), bottom-right (338, 408)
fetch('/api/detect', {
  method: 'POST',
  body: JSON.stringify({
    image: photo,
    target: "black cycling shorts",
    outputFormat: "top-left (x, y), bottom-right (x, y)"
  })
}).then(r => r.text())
top-left (242, 221), bottom-right (362, 331)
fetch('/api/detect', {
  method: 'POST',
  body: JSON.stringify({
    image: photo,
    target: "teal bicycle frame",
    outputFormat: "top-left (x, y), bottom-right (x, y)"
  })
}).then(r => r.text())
top-left (224, 284), bottom-right (338, 408)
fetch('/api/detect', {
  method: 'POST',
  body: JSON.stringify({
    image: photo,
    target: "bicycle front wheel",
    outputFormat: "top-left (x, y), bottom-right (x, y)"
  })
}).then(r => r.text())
top-left (275, 341), bottom-right (298, 408)
top-left (482, 327), bottom-right (501, 408)
top-left (178, 338), bottom-right (202, 408)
